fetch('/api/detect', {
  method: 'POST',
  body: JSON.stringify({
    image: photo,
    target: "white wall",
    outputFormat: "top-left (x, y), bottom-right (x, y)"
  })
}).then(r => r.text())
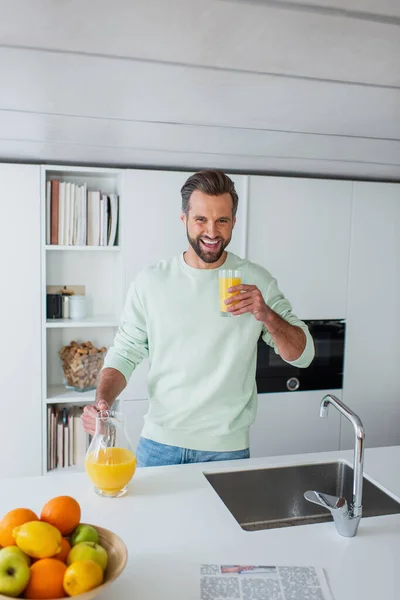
top-left (0, 164), bottom-right (42, 477)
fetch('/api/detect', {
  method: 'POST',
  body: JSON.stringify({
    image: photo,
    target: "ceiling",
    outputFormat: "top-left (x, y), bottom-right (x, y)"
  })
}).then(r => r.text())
top-left (0, 0), bottom-right (399, 179)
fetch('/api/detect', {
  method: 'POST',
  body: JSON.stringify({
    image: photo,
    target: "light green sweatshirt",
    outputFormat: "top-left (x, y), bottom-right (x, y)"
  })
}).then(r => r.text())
top-left (104, 252), bottom-right (315, 451)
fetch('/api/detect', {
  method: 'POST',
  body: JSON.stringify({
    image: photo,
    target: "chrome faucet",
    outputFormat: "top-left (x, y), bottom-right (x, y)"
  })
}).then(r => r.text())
top-left (304, 394), bottom-right (365, 537)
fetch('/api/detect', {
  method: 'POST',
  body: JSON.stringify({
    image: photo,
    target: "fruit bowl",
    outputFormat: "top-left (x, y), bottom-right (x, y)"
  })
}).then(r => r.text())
top-left (0, 524), bottom-right (128, 600)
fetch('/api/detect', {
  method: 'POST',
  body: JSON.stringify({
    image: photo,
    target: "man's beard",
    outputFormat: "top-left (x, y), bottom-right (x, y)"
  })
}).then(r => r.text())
top-left (186, 228), bottom-right (231, 264)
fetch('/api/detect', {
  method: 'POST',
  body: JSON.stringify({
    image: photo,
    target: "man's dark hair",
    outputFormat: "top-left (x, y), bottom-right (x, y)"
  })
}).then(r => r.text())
top-left (181, 170), bottom-right (239, 217)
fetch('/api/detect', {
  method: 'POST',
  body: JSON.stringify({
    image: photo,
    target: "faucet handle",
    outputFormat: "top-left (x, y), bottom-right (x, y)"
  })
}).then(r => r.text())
top-left (304, 490), bottom-right (361, 537)
top-left (304, 490), bottom-right (349, 516)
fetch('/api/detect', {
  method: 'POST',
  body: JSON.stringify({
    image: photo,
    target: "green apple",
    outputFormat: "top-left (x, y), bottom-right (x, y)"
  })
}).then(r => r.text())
top-left (0, 553), bottom-right (30, 597)
top-left (67, 542), bottom-right (108, 571)
top-left (70, 524), bottom-right (99, 546)
top-left (0, 546), bottom-right (31, 567)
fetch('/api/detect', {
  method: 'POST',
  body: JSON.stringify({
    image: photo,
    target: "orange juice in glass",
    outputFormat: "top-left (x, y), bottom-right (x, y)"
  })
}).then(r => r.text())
top-left (85, 410), bottom-right (136, 498)
top-left (219, 269), bottom-right (242, 317)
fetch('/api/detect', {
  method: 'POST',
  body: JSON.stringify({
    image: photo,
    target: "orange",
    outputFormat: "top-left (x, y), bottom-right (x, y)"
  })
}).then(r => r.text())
top-left (24, 558), bottom-right (67, 599)
top-left (40, 496), bottom-right (81, 536)
top-left (0, 508), bottom-right (39, 547)
top-left (53, 537), bottom-right (71, 563)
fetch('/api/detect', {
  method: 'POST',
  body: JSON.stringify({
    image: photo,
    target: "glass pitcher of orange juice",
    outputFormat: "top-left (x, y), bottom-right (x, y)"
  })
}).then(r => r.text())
top-left (85, 410), bottom-right (136, 498)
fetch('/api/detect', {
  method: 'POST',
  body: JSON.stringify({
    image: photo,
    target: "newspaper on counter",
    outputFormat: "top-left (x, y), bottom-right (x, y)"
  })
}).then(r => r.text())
top-left (200, 564), bottom-right (334, 600)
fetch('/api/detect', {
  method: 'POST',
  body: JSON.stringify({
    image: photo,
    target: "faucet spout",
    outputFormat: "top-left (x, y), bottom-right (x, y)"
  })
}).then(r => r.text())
top-left (321, 394), bottom-right (365, 516)
top-left (304, 394), bottom-right (365, 537)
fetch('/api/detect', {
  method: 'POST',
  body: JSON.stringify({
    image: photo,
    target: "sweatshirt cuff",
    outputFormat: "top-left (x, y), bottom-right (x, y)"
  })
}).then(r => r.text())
top-left (285, 327), bottom-right (315, 368)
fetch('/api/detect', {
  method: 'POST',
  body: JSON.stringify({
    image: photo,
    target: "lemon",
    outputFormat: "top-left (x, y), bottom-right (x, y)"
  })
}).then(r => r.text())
top-left (12, 521), bottom-right (62, 558)
top-left (63, 559), bottom-right (104, 596)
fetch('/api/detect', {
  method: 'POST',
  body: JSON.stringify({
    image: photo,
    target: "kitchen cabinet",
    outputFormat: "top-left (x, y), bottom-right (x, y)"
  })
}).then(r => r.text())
top-left (250, 390), bottom-right (342, 457)
top-left (247, 176), bottom-right (353, 319)
top-left (341, 182), bottom-right (400, 449)
top-left (119, 169), bottom-right (188, 401)
top-left (121, 399), bottom-right (149, 451)
top-left (0, 164), bottom-right (42, 478)
top-left (3, 160), bottom-right (397, 479)
top-left (120, 169), bottom-right (248, 402)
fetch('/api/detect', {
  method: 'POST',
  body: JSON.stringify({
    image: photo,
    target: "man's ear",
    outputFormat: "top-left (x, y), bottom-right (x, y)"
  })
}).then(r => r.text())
top-left (181, 212), bottom-right (186, 225)
top-left (232, 216), bottom-right (236, 229)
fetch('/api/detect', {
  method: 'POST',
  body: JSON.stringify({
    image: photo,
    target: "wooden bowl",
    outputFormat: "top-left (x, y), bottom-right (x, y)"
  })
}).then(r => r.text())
top-left (70, 524), bottom-right (128, 600)
top-left (0, 524), bottom-right (128, 600)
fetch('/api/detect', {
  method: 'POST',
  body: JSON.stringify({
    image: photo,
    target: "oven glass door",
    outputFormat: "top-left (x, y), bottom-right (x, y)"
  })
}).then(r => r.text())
top-left (256, 319), bottom-right (345, 393)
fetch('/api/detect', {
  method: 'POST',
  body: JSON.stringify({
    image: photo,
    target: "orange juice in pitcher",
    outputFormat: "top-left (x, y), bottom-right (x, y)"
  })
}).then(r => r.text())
top-left (85, 447), bottom-right (136, 497)
top-left (85, 410), bottom-right (136, 498)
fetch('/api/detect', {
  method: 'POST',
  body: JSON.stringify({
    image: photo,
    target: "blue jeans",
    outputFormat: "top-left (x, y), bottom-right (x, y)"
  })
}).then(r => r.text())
top-left (136, 437), bottom-right (250, 467)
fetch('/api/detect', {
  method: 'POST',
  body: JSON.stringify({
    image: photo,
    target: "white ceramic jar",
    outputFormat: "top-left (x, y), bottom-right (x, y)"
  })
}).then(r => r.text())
top-left (69, 295), bottom-right (87, 320)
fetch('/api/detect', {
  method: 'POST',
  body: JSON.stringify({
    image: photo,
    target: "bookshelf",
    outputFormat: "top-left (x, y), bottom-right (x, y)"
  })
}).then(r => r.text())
top-left (41, 165), bottom-right (125, 475)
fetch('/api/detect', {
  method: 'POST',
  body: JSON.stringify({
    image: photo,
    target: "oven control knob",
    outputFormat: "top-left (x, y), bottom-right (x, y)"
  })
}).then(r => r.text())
top-left (287, 377), bottom-right (300, 391)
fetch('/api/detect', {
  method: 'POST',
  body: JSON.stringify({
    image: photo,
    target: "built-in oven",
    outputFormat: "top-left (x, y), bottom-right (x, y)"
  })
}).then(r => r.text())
top-left (256, 319), bottom-right (345, 393)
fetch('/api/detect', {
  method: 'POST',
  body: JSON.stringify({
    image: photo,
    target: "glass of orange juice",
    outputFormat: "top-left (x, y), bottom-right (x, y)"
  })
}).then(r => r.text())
top-left (85, 410), bottom-right (136, 498)
top-left (219, 269), bottom-right (242, 317)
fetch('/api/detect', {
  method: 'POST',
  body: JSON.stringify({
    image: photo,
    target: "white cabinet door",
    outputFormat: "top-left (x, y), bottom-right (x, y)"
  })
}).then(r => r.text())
top-left (247, 176), bottom-right (353, 319)
top-left (0, 164), bottom-right (42, 478)
top-left (341, 182), bottom-right (400, 450)
top-left (121, 399), bottom-right (149, 452)
top-left (120, 169), bottom-right (247, 401)
top-left (250, 390), bottom-right (342, 458)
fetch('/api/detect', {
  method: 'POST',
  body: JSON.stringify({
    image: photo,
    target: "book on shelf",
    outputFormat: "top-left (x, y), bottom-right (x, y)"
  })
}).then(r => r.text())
top-left (46, 180), bottom-right (51, 244)
top-left (46, 179), bottom-right (118, 247)
top-left (87, 190), bottom-right (100, 246)
top-left (107, 194), bottom-right (119, 247)
top-left (47, 405), bottom-right (90, 471)
top-left (50, 180), bottom-right (60, 245)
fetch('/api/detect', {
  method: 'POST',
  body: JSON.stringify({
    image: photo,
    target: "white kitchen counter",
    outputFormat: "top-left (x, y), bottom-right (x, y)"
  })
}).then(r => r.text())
top-left (1, 446), bottom-right (399, 599)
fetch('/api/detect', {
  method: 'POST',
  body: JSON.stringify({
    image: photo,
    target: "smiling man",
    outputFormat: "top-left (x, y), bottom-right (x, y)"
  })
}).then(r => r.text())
top-left (82, 170), bottom-right (315, 466)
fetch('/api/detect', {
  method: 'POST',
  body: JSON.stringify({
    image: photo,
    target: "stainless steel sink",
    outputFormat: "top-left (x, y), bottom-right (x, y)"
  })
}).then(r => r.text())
top-left (204, 461), bottom-right (400, 531)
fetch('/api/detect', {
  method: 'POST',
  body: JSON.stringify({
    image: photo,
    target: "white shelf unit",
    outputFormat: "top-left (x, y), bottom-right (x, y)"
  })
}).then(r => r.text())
top-left (44, 465), bottom-right (83, 476)
top-left (46, 316), bottom-right (120, 328)
top-left (46, 245), bottom-right (120, 251)
top-left (46, 385), bottom-right (97, 404)
top-left (41, 165), bottom-right (125, 476)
